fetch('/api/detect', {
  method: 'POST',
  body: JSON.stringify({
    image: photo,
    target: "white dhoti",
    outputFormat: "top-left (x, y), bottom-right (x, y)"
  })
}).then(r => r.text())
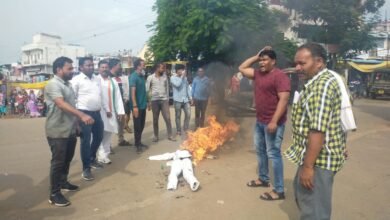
top-left (97, 75), bottom-right (125, 162)
top-left (98, 131), bottom-right (112, 160)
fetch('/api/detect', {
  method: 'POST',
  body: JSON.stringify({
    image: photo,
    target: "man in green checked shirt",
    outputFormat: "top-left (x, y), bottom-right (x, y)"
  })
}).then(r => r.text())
top-left (285, 43), bottom-right (346, 220)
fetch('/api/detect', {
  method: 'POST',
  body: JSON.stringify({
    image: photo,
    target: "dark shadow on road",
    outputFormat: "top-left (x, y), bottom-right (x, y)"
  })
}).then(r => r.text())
top-left (0, 130), bottom-right (145, 220)
top-left (279, 179), bottom-right (299, 220)
top-left (0, 173), bottom-right (75, 220)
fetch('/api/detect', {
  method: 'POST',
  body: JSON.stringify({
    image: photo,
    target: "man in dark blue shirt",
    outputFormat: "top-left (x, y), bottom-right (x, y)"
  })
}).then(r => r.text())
top-left (191, 67), bottom-right (211, 128)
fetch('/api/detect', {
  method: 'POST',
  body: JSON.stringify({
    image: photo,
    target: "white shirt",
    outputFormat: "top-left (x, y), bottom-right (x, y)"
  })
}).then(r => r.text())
top-left (71, 72), bottom-right (102, 111)
top-left (121, 75), bottom-right (130, 101)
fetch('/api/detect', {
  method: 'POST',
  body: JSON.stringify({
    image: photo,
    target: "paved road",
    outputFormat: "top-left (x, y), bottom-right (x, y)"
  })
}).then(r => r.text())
top-left (0, 98), bottom-right (389, 220)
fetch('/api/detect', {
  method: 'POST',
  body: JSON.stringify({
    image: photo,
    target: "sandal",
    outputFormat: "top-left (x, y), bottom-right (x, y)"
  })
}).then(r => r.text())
top-left (260, 190), bottom-right (285, 201)
top-left (246, 179), bottom-right (270, 187)
top-left (118, 140), bottom-right (131, 146)
top-left (168, 136), bottom-right (177, 142)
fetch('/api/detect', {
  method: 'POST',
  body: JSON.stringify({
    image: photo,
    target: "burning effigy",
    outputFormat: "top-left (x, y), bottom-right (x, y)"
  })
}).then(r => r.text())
top-left (149, 150), bottom-right (199, 191)
top-left (149, 116), bottom-right (239, 191)
top-left (181, 115), bottom-right (240, 165)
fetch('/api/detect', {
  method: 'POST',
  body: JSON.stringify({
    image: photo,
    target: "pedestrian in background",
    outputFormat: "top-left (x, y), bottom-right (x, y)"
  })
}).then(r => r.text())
top-left (192, 67), bottom-right (211, 129)
top-left (0, 92), bottom-right (6, 117)
top-left (170, 64), bottom-right (192, 137)
top-left (129, 59), bottom-right (148, 154)
top-left (121, 69), bottom-right (133, 134)
top-left (146, 62), bottom-right (176, 142)
top-left (27, 90), bottom-right (40, 117)
top-left (109, 58), bottom-right (131, 147)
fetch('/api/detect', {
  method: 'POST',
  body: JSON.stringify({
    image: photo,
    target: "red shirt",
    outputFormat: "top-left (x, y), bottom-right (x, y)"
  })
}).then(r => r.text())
top-left (254, 68), bottom-right (290, 125)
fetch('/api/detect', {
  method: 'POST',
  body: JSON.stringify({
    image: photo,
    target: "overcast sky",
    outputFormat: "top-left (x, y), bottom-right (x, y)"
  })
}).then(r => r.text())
top-left (0, 0), bottom-right (156, 64)
top-left (0, 0), bottom-right (389, 64)
top-left (380, 0), bottom-right (390, 18)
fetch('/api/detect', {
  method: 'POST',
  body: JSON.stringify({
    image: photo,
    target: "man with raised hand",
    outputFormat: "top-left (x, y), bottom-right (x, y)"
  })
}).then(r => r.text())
top-left (239, 46), bottom-right (290, 201)
top-left (170, 64), bottom-right (192, 137)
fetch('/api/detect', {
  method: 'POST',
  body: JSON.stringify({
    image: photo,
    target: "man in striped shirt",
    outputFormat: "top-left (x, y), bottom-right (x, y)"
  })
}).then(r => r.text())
top-left (285, 43), bottom-right (346, 220)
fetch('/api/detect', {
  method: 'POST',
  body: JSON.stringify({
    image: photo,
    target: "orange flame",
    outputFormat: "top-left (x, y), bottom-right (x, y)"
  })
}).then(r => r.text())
top-left (180, 115), bottom-right (239, 165)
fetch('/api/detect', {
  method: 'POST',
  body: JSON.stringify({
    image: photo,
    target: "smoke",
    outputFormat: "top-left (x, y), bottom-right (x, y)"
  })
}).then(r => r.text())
top-left (202, 23), bottom-right (294, 125)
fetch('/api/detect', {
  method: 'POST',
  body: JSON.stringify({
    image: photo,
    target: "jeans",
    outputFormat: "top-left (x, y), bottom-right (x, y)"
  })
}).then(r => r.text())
top-left (174, 101), bottom-right (191, 133)
top-left (133, 109), bottom-right (146, 146)
top-left (79, 110), bottom-right (104, 170)
top-left (48, 136), bottom-right (77, 194)
top-left (254, 121), bottom-right (285, 193)
top-left (151, 100), bottom-right (173, 138)
top-left (294, 166), bottom-right (335, 220)
top-left (194, 99), bottom-right (208, 128)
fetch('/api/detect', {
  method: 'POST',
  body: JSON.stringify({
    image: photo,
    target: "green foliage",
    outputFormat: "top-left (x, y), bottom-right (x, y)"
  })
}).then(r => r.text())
top-left (285, 0), bottom-right (385, 55)
top-left (149, 0), bottom-right (297, 66)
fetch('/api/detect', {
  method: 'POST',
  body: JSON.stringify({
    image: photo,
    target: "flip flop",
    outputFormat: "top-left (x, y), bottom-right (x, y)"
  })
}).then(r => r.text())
top-left (260, 190), bottom-right (285, 201)
top-left (246, 179), bottom-right (270, 187)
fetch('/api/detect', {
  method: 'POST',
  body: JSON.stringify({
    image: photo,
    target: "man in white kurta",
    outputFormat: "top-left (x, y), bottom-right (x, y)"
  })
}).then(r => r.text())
top-left (98, 70), bottom-right (125, 164)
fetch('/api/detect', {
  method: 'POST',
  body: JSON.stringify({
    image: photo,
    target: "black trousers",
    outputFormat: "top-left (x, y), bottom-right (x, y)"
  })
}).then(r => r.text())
top-left (133, 109), bottom-right (146, 146)
top-left (48, 136), bottom-right (77, 195)
top-left (194, 99), bottom-right (208, 128)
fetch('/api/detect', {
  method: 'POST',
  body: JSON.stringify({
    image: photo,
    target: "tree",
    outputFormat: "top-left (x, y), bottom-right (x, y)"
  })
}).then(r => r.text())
top-left (148, 0), bottom-right (297, 66)
top-left (285, 0), bottom-right (385, 58)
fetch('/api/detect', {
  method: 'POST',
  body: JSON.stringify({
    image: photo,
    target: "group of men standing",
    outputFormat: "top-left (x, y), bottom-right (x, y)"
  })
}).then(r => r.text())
top-left (45, 56), bottom-right (212, 207)
top-left (44, 42), bottom-right (347, 219)
top-left (240, 43), bottom-right (352, 220)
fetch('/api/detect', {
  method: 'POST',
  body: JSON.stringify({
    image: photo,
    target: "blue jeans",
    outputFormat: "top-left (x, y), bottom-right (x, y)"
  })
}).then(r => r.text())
top-left (79, 110), bottom-right (104, 170)
top-left (254, 122), bottom-right (285, 193)
top-left (174, 101), bottom-right (191, 133)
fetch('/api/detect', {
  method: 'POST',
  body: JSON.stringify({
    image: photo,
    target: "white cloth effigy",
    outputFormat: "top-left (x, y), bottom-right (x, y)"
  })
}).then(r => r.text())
top-left (149, 150), bottom-right (200, 191)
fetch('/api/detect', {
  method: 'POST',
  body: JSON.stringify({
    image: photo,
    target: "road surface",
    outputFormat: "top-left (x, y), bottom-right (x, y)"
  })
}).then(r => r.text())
top-left (0, 98), bottom-right (389, 220)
